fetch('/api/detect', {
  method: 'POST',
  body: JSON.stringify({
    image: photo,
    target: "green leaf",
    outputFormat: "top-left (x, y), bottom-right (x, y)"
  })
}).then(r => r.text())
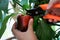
top-left (0, 10), bottom-right (3, 29)
top-left (12, 0), bottom-right (17, 8)
top-left (35, 18), bottom-right (55, 40)
top-left (29, 0), bottom-right (36, 3)
top-left (33, 16), bottom-right (39, 31)
top-left (0, 13), bottom-right (14, 38)
top-left (0, 0), bottom-right (9, 13)
top-left (22, 4), bottom-right (30, 10)
top-left (20, 0), bottom-right (29, 6)
top-left (20, 0), bottom-right (30, 10)
top-left (0, 10), bottom-right (2, 22)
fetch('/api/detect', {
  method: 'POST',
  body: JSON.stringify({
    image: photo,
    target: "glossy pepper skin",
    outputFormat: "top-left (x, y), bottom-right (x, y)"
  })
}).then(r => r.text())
top-left (17, 14), bottom-right (32, 32)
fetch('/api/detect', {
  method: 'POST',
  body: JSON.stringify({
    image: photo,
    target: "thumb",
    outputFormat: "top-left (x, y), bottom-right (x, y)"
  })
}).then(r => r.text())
top-left (47, 0), bottom-right (55, 9)
top-left (47, 0), bottom-right (58, 9)
top-left (28, 18), bottom-right (33, 31)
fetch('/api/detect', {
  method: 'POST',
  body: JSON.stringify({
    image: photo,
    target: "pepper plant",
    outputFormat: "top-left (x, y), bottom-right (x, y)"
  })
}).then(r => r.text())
top-left (0, 0), bottom-right (60, 40)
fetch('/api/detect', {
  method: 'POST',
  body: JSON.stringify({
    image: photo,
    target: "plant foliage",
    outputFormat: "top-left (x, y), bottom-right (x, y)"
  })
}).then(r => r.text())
top-left (0, 0), bottom-right (60, 40)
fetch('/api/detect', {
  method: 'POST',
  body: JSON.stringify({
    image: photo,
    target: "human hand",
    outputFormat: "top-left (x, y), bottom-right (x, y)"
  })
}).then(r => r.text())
top-left (12, 18), bottom-right (38, 40)
top-left (46, 8), bottom-right (60, 22)
top-left (47, 0), bottom-right (60, 9)
top-left (46, 0), bottom-right (60, 22)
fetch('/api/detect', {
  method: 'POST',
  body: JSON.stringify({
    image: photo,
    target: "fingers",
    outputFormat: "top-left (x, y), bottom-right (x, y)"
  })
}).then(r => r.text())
top-left (28, 18), bottom-right (33, 31)
top-left (12, 22), bottom-right (18, 33)
top-left (47, 0), bottom-right (53, 9)
top-left (12, 22), bottom-right (21, 34)
top-left (47, 0), bottom-right (57, 9)
top-left (12, 22), bottom-right (17, 30)
top-left (12, 18), bottom-right (34, 33)
top-left (12, 22), bottom-right (22, 36)
top-left (48, 19), bottom-right (52, 22)
top-left (48, 19), bottom-right (57, 23)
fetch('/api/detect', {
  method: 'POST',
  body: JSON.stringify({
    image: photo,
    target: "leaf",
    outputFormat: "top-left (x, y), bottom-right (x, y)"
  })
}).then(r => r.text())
top-left (20, 0), bottom-right (29, 6)
top-left (0, 10), bottom-right (2, 22)
top-left (20, 0), bottom-right (30, 10)
top-left (29, 0), bottom-right (36, 3)
top-left (0, 0), bottom-right (9, 13)
top-left (0, 13), bottom-right (14, 38)
top-left (35, 18), bottom-right (55, 40)
top-left (0, 10), bottom-right (3, 29)
top-left (33, 16), bottom-right (39, 31)
top-left (12, 0), bottom-right (17, 8)
top-left (22, 4), bottom-right (30, 10)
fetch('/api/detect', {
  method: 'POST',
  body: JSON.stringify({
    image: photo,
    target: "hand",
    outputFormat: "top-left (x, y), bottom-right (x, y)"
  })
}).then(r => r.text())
top-left (47, 0), bottom-right (60, 9)
top-left (46, 0), bottom-right (60, 22)
top-left (12, 18), bottom-right (38, 40)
